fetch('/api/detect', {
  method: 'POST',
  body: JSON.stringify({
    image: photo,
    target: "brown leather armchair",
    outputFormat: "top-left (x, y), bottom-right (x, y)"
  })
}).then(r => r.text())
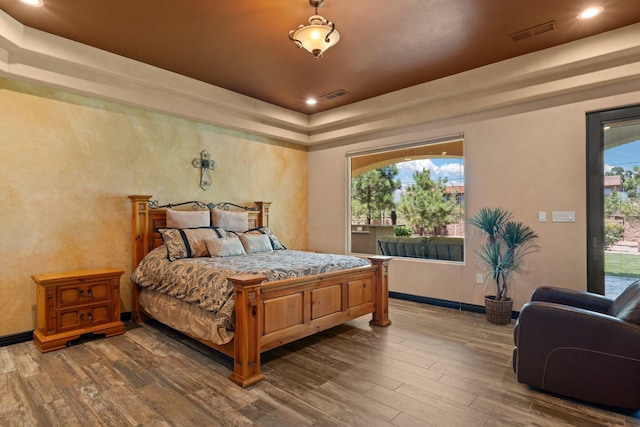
top-left (513, 282), bottom-right (640, 409)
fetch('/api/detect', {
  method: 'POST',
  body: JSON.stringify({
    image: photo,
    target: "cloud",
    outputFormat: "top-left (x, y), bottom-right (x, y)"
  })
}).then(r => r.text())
top-left (438, 162), bottom-right (465, 177)
top-left (397, 159), bottom-right (437, 173)
top-left (397, 159), bottom-right (464, 184)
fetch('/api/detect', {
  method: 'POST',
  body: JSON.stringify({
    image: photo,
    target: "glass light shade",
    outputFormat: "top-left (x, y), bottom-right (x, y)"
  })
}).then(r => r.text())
top-left (290, 15), bottom-right (340, 58)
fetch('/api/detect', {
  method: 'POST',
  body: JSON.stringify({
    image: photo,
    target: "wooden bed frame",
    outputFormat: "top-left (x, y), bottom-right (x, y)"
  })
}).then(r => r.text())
top-left (129, 195), bottom-right (391, 387)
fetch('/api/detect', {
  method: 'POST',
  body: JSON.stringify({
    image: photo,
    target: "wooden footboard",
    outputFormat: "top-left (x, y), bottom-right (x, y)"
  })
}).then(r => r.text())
top-left (228, 256), bottom-right (390, 386)
top-left (128, 195), bottom-right (391, 387)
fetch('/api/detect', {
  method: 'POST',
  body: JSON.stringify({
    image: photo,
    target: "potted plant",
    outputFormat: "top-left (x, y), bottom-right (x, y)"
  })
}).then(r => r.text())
top-left (469, 207), bottom-right (539, 324)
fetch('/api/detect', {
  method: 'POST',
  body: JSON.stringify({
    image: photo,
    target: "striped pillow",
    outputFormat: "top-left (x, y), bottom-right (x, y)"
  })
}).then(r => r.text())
top-left (238, 233), bottom-right (273, 254)
top-left (244, 226), bottom-right (286, 250)
top-left (159, 227), bottom-right (226, 261)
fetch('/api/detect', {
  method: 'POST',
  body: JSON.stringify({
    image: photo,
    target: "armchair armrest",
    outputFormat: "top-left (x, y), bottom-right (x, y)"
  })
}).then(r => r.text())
top-left (516, 301), bottom-right (640, 354)
top-left (530, 286), bottom-right (613, 313)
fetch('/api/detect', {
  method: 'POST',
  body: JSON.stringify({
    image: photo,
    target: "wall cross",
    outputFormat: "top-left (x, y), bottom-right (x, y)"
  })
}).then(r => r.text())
top-left (192, 150), bottom-right (216, 190)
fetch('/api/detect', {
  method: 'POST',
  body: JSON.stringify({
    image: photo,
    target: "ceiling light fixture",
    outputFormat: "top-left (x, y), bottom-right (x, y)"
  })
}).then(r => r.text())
top-left (289, 0), bottom-right (340, 60)
top-left (577, 6), bottom-right (604, 20)
top-left (19, 0), bottom-right (44, 6)
top-left (305, 98), bottom-right (318, 105)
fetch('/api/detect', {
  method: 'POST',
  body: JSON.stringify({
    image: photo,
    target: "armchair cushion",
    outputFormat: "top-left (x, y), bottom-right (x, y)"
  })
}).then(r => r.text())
top-left (608, 280), bottom-right (640, 324)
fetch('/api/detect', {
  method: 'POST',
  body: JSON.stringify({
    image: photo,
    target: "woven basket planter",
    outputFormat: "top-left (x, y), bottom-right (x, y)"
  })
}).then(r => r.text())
top-left (484, 296), bottom-right (513, 325)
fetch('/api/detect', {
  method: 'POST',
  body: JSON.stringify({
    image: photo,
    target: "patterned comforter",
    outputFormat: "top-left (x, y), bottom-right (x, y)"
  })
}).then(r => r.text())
top-left (130, 246), bottom-right (370, 331)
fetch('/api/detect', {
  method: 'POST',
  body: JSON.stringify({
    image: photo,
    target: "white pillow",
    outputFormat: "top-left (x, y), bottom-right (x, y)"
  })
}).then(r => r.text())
top-left (206, 236), bottom-right (246, 257)
top-left (238, 233), bottom-right (273, 254)
top-left (210, 209), bottom-right (249, 233)
top-left (166, 209), bottom-right (210, 228)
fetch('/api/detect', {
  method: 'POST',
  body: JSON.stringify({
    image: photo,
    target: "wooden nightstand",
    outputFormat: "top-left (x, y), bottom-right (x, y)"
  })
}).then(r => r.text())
top-left (32, 268), bottom-right (125, 352)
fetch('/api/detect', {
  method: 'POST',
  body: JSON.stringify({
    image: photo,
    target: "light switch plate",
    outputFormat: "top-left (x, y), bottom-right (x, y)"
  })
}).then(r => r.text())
top-left (538, 211), bottom-right (546, 222)
top-left (552, 211), bottom-right (575, 222)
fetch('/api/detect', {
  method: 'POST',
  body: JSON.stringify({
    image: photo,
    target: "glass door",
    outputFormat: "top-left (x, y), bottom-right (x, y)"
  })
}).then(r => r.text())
top-left (587, 105), bottom-right (640, 297)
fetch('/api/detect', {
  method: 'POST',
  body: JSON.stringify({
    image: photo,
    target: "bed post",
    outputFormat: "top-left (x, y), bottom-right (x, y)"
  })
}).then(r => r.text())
top-left (228, 274), bottom-right (267, 387)
top-left (129, 195), bottom-right (152, 323)
top-left (253, 201), bottom-right (271, 227)
top-left (369, 256), bottom-right (392, 327)
top-left (129, 195), bottom-right (152, 266)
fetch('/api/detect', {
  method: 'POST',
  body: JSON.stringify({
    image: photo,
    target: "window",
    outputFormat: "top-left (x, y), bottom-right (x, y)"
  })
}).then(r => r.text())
top-left (348, 136), bottom-right (464, 261)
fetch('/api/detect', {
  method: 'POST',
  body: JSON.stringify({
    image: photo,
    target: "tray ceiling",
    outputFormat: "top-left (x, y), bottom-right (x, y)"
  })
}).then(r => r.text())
top-left (1, 0), bottom-right (639, 114)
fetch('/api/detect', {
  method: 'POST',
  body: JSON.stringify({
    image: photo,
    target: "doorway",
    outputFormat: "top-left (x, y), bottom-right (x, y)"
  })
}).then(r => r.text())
top-left (587, 104), bottom-right (640, 297)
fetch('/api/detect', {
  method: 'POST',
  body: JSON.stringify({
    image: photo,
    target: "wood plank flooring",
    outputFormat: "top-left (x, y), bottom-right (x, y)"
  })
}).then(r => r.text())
top-left (1, 299), bottom-right (639, 426)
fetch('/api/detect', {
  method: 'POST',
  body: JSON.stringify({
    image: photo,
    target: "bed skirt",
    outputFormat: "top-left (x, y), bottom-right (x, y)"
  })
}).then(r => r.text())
top-left (139, 288), bottom-right (233, 345)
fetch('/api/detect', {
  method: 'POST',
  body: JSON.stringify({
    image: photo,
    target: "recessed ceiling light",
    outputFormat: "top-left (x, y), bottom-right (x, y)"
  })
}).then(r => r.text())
top-left (577, 7), bottom-right (603, 20)
top-left (20, 0), bottom-right (44, 6)
top-left (305, 98), bottom-right (318, 105)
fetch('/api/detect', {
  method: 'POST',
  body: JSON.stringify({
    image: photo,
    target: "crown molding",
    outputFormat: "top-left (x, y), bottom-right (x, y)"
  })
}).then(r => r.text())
top-left (1, 9), bottom-right (639, 148)
top-left (0, 10), bottom-right (311, 144)
top-left (307, 23), bottom-right (640, 146)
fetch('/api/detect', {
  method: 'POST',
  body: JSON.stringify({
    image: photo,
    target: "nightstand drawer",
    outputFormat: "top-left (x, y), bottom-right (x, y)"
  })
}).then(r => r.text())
top-left (57, 302), bottom-right (113, 332)
top-left (57, 281), bottom-right (110, 308)
top-left (33, 268), bottom-right (125, 352)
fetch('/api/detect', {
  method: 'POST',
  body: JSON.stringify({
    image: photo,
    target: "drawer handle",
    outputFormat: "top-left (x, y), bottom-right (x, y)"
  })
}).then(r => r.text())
top-left (79, 289), bottom-right (93, 298)
top-left (80, 312), bottom-right (93, 321)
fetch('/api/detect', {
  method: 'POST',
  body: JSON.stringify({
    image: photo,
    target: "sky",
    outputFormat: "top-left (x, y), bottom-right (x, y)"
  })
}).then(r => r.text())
top-left (604, 138), bottom-right (640, 172)
top-left (395, 158), bottom-right (465, 190)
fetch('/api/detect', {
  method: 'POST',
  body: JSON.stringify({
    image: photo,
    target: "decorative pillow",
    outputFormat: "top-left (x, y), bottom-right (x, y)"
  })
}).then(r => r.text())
top-left (238, 233), bottom-right (273, 254)
top-left (159, 227), bottom-right (226, 261)
top-left (608, 280), bottom-right (640, 324)
top-left (210, 209), bottom-right (249, 233)
top-left (166, 209), bottom-right (210, 228)
top-left (244, 226), bottom-right (286, 250)
top-left (206, 236), bottom-right (246, 257)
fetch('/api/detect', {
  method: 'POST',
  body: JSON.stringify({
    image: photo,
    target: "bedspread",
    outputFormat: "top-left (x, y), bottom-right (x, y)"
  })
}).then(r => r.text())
top-left (130, 246), bottom-right (370, 331)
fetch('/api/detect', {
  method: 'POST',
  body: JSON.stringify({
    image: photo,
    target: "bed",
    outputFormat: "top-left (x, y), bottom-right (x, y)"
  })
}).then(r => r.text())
top-left (128, 195), bottom-right (391, 386)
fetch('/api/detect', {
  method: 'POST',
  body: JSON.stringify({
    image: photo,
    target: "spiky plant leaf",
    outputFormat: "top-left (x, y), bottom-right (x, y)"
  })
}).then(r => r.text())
top-left (468, 207), bottom-right (512, 243)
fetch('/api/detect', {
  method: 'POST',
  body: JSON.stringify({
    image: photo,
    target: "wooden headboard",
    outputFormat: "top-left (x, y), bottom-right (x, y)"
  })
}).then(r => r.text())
top-left (128, 195), bottom-right (270, 269)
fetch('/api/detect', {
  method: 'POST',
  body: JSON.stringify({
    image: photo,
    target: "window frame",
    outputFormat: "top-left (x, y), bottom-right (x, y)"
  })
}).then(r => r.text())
top-left (346, 134), bottom-right (465, 262)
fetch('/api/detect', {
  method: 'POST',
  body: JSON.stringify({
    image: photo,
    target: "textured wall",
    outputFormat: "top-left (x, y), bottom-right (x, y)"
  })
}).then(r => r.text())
top-left (308, 90), bottom-right (640, 312)
top-left (0, 78), bottom-right (308, 336)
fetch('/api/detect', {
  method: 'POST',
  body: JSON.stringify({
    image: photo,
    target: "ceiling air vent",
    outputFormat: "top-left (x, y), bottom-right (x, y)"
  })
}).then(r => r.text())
top-left (322, 89), bottom-right (350, 100)
top-left (509, 20), bottom-right (557, 42)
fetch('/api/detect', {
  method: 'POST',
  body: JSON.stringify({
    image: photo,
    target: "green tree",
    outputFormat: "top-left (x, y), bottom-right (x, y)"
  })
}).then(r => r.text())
top-left (606, 166), bottom-right (626, 178)
top-left (604, 220), bottom-right (625, 249)
top-left (351, 166), bottom-right (401, 224)
top-left (606, 165), bottom-right (640, 198)
top-left (623, 165), bottom-right (640, 198)
top-left (606, 165), bottom-right (640, 224)
top-left (621, 200), bottom-right (640, 225)
top-left (396, 169), bottom-right (459, 235)
top-left (605, 191), bottom-right (622, 217)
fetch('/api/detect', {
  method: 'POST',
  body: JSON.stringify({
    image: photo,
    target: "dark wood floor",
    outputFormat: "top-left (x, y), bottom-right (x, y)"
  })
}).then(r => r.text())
top-left (1, 299), bottom-right (639, 426)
